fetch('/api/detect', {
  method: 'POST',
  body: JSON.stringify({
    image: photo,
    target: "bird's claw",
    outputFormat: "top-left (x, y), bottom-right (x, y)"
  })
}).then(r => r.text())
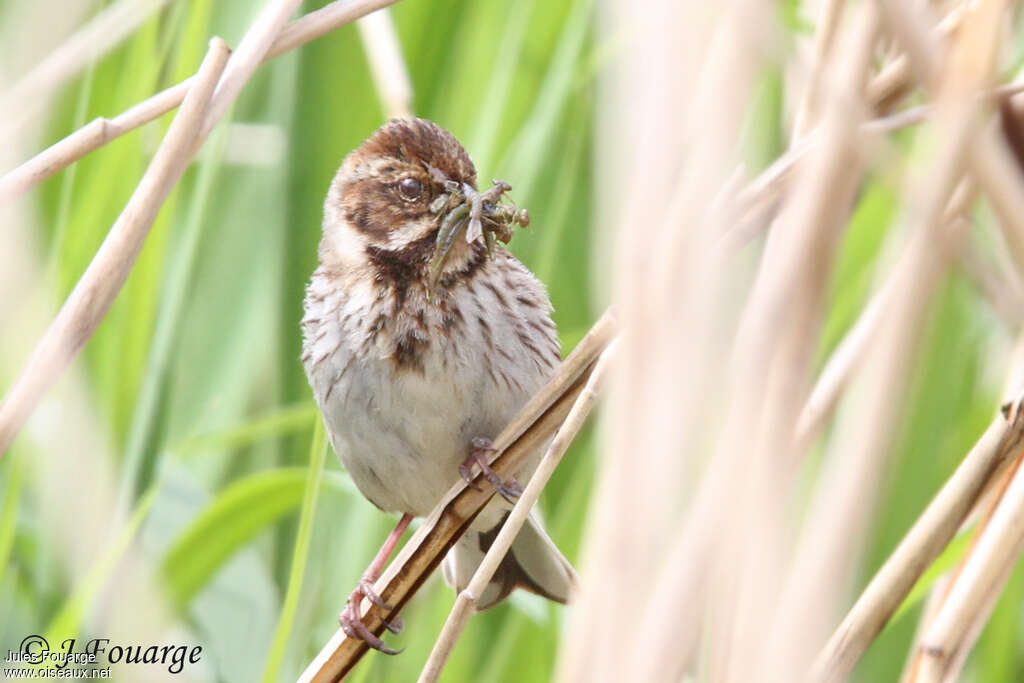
top-left (485, 471), bottom-right (523, 504)
top-left (339, 609), bottom-right (403, 655)
top-left (359, 577), bottom-right (392, 610)
top-left (383, 614), bottom-right (404, 634)
top-left (461, 437), bottom-right (523, 503)
top-left (339, 582), bottom-right (403, 655)
top-left (471, 436), bottom-right (494, 450)
top-left (459, 462), bottom-right (484, 491)
top-left (495, 479), bottom-right (525, 504)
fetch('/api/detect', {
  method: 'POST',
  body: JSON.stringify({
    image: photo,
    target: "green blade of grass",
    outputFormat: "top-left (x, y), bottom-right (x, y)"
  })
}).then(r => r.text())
top-left (47, 61), bottom-right (96, 277)
top-left (160, 467), bottom-right (310, 609)
top-left (119, 129), bottom-right (228, 507)
top-left (0, 451), bottom-right (26, 590)
top-left (532, 116), bottom-right (586, 285)
top-left (466, 0), bottom-right (537, 173)
top-left (496, 0), bottom-right (594, 204)
top-left (263, 419), bottom-right (328, 682)
top-left (44, 487), bottom-right (158, 643)
top-left (168, 402), bottom-right (318, 457)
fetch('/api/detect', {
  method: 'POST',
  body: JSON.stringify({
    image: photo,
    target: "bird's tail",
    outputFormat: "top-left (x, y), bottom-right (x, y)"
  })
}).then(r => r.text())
top-left (442, 511), bottom-right (578, 610)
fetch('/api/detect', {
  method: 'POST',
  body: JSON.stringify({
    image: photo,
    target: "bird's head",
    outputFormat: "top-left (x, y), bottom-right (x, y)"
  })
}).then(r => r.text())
top-left (321, 118), bottom-right (527, 297)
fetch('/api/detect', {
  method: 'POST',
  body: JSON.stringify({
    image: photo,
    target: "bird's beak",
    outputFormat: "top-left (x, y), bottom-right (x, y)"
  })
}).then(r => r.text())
top-left (425, 180), bottom-right (529, 302)
top-left (427, 201), bottom-right (470, 298)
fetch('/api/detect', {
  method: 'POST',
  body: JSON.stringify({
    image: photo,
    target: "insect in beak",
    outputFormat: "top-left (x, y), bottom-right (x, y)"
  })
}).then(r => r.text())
top-left (426, 179), bottom-right (530, 301)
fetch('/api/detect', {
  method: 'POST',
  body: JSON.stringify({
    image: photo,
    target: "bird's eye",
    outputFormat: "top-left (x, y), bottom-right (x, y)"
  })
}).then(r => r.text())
top-left (397, 177), bottom-right (424, 201)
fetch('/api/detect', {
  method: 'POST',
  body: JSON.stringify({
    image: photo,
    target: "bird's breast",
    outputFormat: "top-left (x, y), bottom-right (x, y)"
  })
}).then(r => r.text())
top-left (301, 256), bottom-right (559, 516)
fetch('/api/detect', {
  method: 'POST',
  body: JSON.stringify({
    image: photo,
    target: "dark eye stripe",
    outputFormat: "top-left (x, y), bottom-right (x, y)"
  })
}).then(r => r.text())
top-left (344, 205), bottom-right (386, 237)
top-left (341, 173), bottom-right (439, 239)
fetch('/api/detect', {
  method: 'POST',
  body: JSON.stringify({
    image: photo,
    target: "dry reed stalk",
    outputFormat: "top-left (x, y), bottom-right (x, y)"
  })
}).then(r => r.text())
top-left (791, 0), bottom-right (847, 140)
top-left (559, 1), bottom-right (775, 680)
top-left (0, 0), bottom-right (382, 456)
top-left (865, 81), bottom-right (1024, 134)
top-left (0, 32), bottom-right (224, 683)
top-left (0, 0), bottom-right (403, 203)
top-left (794, 179), bottom-right (976, 443)
top-left (810, 392), bottom-right (1024, 681)
top-left (299, 311), bottom-right (617, 683)
top-left (610, 6), bottom-right (873, 679)
top-left (417, 338), bottom-right (618, 683)
top-left (868, 55), bottom-right (912, 111)
top-left (807, 1), bottom-right (1014, 679)
top-left (902, 340), bottom-right (1024, 681)
top-left (865, 5), bottom-right (964, 114)
top-left (872, 1), bottom-right (1024, 280)
top-left (726, 0), bottom-right (1004, 261)
top-left (914, 444), bottom-right (1024, 681)
top-left (0, 39), bottom-right (230, 457)
top-left (0, 81), bottom-right (191, 203)
top-left (737, 7), bottom-right (876, 679)
top-left (876, 8), bottom-right (1024, 679)
top-left (0, 0), bottom-right (178, 138)
top-left (792, 23), bottom-right (1024, 444)
top-left (958, 233), bottom-right (1024, 325)
top-left (900, 574), bottom-right (952, 683)
top-left (559, 0), bottom-right (782, 680)
top-left (725, 0), bottom-right (854, 254)
top-left (724, 82), bottom-right (1024, 257)
top-left (357, 8), bottom-right (413, 119)
top-left (902, 454), bottom-right (1021, 682)
top-left (932, 557), bottom-right (1013, 682)
top-left (969, 123), bottom-right (1024, 275)
top-left (782, 0), bottom-right (1010, 671)
top-left (198, 0), bottom-right (306, 137)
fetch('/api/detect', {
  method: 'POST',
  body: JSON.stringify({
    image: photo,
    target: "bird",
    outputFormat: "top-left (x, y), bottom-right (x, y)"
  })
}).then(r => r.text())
top-left (301, 117), bottom-right (577, 653)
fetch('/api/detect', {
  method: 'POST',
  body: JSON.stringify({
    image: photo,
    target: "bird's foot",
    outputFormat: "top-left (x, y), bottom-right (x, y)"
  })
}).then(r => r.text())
top-left (338, 513), bottom-right (413, 655)
top-left (339, 577), bottom-right (404, 655)
top-left (459, 437), bottom-right (524, 503)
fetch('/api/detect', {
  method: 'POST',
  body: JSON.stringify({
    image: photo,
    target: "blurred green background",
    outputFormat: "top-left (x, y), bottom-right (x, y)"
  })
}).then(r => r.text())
top-left (2, 0), bottom-right (597, 681)
top-left (1, 0), bottom-right (1022, 681)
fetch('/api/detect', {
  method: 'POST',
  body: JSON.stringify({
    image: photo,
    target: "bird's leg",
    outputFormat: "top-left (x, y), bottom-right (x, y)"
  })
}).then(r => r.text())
top-left (458, 437), bottom-right (524, 504)
top-left (339, 512), bottom-right (413, 655)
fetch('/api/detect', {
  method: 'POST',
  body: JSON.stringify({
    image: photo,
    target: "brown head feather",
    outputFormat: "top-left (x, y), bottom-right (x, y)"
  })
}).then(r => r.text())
top-left (354, 118), bottom-right (476, 187)
top-left (325, 119), bottom-right (477, 251)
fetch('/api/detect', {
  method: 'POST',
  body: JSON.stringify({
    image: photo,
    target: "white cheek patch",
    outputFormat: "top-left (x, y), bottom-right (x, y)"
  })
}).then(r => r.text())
top-left (385, 217), bottom-right (437, 250)
top-left (321, 197), bottom-right (370, 269)
top-left (321, 154), bottom-right (437, 262)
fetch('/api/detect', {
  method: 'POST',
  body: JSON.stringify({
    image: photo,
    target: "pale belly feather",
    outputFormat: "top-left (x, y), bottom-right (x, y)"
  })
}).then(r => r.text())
top-left (302, 254), bottom-right (558, 524)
